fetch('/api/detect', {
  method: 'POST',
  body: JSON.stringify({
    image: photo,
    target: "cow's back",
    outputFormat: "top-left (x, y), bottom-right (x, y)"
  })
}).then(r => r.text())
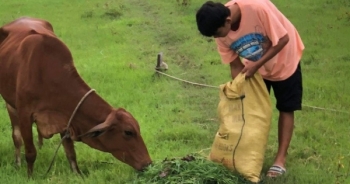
top-left (0, 17), bottom-right (55, 105)
top-left (0, 17), bottom-right (81, 108)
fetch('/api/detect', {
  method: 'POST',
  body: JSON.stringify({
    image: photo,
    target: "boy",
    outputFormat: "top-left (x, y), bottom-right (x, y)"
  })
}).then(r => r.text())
top-left (196, 0), bottom-right (304, 177)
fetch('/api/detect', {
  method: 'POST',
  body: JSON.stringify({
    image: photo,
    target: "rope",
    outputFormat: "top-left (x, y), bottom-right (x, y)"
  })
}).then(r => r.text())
top-left (302, 105), bottom-right (348, 114)
top-left (155, 70), bottom-right (219, 89)
top-left (155, 69), bottom-right (348, 114)
top-left (231, 95), bottom-right (246, 170)
top-left (44, 89), bottom-right (96, 176)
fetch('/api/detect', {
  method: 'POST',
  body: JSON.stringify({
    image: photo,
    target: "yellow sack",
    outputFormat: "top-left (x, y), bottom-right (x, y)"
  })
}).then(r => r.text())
top-left (209, 72), bottom-right (272, 183)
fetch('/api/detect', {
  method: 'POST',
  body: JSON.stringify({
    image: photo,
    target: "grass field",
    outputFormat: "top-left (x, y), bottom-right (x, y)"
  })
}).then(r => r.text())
top-left (0, 0), bottom-right (349, 183)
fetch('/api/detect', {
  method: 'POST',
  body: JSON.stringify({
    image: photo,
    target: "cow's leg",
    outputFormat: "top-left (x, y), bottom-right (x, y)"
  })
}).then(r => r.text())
top-left (18, 110), bottom-right (37, 177)
top-left (6, 104), bottom-right (22, 168)
top-left (60, 133), bottom-right (81, 174)
top-left (37, 127), bottom-right (43, 149)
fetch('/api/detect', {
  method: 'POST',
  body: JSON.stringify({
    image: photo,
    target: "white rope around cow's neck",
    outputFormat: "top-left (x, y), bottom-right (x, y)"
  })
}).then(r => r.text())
top-left (64, 89), bottom-right (96, 138)
top-left (44, 88), bottom-right (96, 176)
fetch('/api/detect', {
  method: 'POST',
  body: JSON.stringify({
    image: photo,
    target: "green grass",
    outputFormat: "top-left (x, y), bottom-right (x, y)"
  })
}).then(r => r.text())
top-left (0, 0), bottom-right (350, 183)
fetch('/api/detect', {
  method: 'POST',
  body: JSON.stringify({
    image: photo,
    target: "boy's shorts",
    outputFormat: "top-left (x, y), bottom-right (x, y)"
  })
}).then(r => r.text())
top-left (263, 63), bottom-right (303, 112)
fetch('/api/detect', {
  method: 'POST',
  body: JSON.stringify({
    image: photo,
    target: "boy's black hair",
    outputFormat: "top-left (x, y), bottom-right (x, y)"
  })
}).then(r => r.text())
top-left (196, 1), bottom-right (230, 37)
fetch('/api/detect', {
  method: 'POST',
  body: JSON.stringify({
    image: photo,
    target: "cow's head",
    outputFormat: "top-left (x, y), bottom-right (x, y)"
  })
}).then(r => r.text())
top-left (79, 108), bottom-right (151, 171)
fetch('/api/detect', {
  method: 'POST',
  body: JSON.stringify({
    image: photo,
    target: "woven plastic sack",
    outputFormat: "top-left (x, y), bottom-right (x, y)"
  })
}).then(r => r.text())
top-left (209, 72), bottom-right (272, 183)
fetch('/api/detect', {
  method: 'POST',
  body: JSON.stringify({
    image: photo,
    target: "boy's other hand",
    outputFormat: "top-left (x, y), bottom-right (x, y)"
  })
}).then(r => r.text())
top-left (241, 61), bottom-right (259, 78)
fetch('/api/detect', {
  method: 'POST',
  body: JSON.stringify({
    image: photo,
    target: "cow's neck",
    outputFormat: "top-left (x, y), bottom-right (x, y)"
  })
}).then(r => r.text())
top-left (53, 67), bottom-right (113, 140)
top-left (68, 89), bottom-right (112, 139)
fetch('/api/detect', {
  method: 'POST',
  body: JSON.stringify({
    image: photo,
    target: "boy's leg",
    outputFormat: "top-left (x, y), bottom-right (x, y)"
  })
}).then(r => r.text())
top-left (275, 111), bottom-right (294, 168)
top-left (267, 63), bottom-right (303, 177)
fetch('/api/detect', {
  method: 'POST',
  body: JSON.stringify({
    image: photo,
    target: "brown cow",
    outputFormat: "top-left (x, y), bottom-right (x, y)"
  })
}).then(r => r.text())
top-left (0, 17), bottom-right (152, 177)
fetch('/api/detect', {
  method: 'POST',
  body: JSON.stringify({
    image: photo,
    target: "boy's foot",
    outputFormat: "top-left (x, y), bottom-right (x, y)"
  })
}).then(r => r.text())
top-left (266, 165), bottom-right (286, 178)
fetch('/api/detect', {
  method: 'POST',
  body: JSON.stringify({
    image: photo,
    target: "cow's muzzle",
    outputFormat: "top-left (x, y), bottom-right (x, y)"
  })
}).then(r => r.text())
top-left (138, 161), bottom-right (152, 172)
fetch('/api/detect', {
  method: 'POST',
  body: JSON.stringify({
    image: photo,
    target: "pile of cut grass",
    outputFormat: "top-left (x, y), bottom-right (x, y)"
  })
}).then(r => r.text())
top-left (132, 154), bottom-right (251, 184)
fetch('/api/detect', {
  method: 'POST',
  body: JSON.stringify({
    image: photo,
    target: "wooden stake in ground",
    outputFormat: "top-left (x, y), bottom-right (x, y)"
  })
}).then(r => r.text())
top-left (155, 52), bottom-right (168, 71)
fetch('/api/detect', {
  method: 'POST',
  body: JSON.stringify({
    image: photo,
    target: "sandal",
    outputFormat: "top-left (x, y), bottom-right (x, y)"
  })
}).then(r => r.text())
top-left (266, 165), bottom-right (286, 178)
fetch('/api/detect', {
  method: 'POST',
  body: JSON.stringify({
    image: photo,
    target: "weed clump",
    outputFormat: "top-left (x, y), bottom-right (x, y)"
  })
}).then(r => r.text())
top-left (102, 9), bottom-right (122, 20)
top-left (132, 154), bottom-right (249, 184)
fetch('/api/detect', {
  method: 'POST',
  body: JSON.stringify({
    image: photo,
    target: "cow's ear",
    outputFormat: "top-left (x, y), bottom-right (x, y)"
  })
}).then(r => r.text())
top-left (0, 27), bottom-right (9, 45)
top-left (79, 122), bottom-right (113, 138)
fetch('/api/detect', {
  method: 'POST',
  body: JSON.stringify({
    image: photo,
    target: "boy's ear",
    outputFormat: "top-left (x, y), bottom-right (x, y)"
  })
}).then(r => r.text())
top-left (225, 17), bottom-right (232, 24)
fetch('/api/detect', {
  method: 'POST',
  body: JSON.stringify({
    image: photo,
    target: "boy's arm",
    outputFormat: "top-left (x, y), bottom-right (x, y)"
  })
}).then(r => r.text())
top-left (242, 34), bottom-right (289, 77)
top-left (215, 38), bottom-right (244, 79)
top-left (230, 56), bottom-right (244, 79)
top-left (242, 2), bottom-right (290, 78)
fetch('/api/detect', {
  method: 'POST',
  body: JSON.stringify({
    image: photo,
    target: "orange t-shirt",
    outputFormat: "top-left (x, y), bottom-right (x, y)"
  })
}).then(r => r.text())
top-left (215, 0), bottom-right (304, 81)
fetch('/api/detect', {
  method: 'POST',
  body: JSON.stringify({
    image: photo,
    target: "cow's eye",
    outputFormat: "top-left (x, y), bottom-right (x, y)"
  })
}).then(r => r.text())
top-left (124, 131), bottom-right (134, 136)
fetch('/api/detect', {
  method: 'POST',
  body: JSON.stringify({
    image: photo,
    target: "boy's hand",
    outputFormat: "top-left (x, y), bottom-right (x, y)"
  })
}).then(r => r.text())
top-left (241, 61), bottom-right (259, 78)
top-left (241, 34), bottom-right (290, 78)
